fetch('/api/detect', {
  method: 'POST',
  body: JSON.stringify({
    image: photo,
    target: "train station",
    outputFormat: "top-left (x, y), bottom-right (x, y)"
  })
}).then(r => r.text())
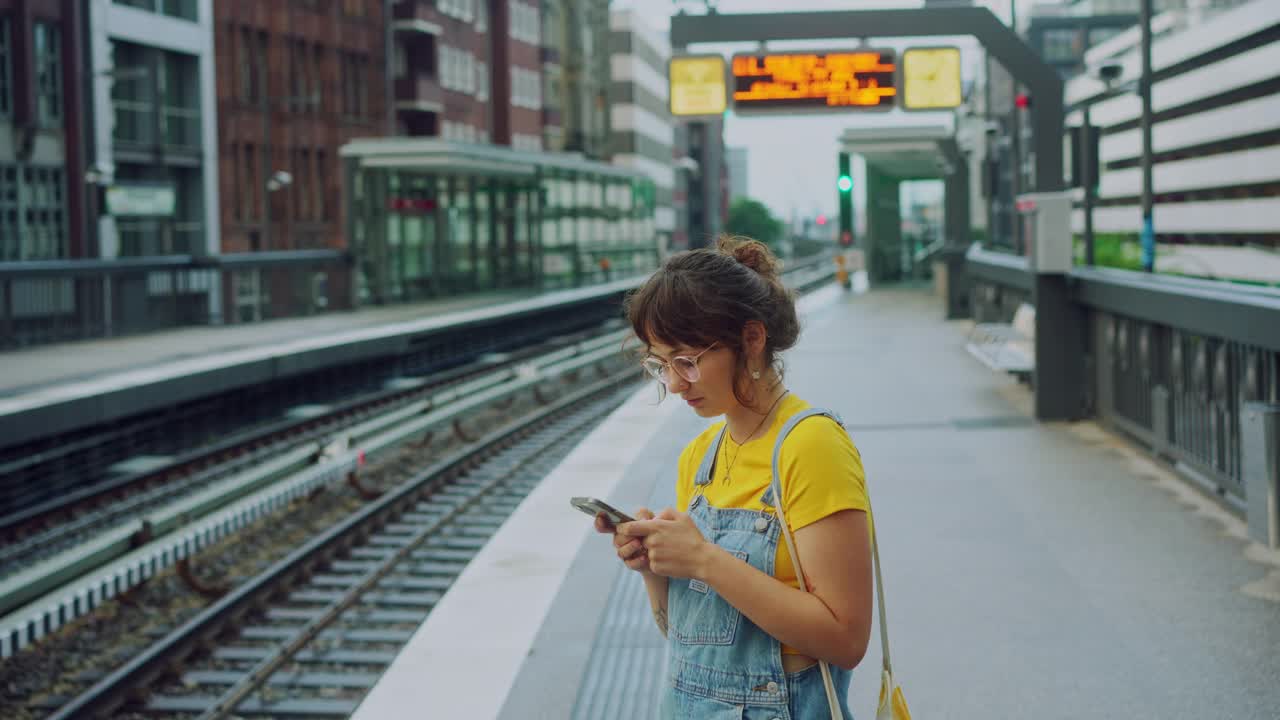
top-left (1, 1), bottom-right (1278, 719)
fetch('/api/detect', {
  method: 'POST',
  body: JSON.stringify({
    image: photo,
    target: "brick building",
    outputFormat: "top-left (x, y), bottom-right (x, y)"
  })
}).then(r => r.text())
top-left (391, 0), bottom-right (543, 150)
top-left (214, 0), bottom-right (386, 255)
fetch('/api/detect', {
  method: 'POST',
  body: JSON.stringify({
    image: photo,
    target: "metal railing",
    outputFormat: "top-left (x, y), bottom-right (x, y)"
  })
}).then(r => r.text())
top-left (0, 251), bottom-right (352, 350)
top-left (965, 246), bottom-right (1280, 505)
top-left (1079, 268), bottom-right (1280, 503)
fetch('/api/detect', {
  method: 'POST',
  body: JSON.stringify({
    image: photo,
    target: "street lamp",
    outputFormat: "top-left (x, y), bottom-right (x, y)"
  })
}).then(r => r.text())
top-left (266, 170), bottom-right (293, 193)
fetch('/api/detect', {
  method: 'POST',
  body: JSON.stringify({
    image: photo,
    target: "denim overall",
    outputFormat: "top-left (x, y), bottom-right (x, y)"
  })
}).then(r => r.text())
top-left (659, 408), bottom-right (855, 720)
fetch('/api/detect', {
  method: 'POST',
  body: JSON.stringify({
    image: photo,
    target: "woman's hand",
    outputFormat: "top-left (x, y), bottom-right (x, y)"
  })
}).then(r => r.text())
top-left (596, 507), bottom-right (655, 573)
top-left (618, 509), bottom-right (718, 580)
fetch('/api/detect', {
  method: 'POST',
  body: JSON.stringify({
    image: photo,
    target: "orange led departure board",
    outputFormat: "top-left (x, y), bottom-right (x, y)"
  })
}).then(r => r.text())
top-left (730, 50), bottom-right (897, 114)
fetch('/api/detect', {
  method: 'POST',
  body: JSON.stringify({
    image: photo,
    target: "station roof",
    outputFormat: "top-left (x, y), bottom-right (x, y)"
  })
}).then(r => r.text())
top-left (340, 138), bottom-right (647, 181)
top-left (839, 120), bottom-right (958, 180)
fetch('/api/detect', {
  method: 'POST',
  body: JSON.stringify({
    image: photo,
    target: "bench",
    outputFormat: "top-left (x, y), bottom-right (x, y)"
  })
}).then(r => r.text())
top-left (966, 302), bottom-right (1035, 379)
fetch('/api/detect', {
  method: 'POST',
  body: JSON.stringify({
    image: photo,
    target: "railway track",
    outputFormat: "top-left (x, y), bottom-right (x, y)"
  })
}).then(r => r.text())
top-left (43, 372), bottom-right (636, 719)
top-left (0, 326), bottom-right (635, 658)
top-left (0, 324), bottom-right (609, 567)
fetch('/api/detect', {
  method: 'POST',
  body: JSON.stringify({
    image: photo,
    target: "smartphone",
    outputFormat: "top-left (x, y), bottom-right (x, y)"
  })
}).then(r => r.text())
top-left (570, 497), bottom-right (635, 525)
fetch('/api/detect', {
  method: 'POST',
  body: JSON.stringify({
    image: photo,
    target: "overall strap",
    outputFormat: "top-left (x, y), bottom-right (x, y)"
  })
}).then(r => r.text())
top-left (694, 424), bottom-right (728, 487)
top-left (769, 407), bottom-right (893, 720)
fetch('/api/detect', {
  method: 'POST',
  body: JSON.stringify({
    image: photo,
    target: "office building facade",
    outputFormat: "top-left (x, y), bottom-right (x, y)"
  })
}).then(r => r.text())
top-left (1067, 0), bottom-right (1280, 255)
top-left (607, 10), bottom-right (674, 251)
top-left (87, 0), bottom-right (218, 259)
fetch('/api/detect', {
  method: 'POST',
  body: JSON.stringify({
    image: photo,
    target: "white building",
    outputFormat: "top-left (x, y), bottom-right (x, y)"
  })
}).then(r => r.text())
top-left (607, 10), bottom-right (676, 249)
top-left (1066, 0), bottom-right (1280, 279)
top-left (88, 0), bottom-right (220, 262)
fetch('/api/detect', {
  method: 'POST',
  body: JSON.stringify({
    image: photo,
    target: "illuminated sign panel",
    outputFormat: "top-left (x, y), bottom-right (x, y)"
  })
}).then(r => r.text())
top-left (902, 46), bottom-right (963, 110)
top-left (669, 55), bottom-right (728, 117)
top-left (730, 50), bottom-right (897, 114)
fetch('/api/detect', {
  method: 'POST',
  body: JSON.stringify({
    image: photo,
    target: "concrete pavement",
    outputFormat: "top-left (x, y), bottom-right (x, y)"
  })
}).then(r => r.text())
top-left (509, 284), bottom-right (1280, 719)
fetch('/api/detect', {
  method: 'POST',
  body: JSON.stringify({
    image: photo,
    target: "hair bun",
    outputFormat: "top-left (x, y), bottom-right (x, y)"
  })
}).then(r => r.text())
top-left (718, 234), bottom-right (781, 280)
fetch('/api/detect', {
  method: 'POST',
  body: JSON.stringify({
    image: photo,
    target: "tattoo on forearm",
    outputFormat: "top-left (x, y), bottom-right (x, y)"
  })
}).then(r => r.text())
top-left (653, 608), bottom-right (669, 635)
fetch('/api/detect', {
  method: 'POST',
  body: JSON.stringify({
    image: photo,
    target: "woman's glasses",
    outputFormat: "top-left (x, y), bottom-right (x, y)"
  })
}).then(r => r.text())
top-left (640, 342), bottom-right (718, 384)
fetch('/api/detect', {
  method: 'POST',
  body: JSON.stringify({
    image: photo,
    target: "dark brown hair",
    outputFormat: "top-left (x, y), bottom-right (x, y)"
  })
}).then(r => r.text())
top-left (624, 234), bottom-right (800, 408)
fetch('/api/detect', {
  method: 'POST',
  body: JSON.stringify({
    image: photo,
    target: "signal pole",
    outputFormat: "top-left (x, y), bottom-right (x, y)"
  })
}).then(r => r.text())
top-left (837, 151), bottom-right (854, 248)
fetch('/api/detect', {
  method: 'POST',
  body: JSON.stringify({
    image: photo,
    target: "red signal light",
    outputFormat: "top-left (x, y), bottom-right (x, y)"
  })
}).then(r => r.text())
top-left (1015, 93), bottom-right (1031, 109)
top-left (816, 214), bottom-right (827, 226)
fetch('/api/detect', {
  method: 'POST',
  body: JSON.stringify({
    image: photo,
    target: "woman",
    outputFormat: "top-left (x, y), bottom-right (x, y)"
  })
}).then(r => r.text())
top-left (596, 235), bottom-right (874, 719)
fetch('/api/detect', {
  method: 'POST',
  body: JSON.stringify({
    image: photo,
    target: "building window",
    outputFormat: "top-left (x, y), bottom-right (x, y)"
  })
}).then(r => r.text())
top-left (243, 143), bottom-right (258, 221)
top-left (239, 29), bottom-right (269, 104)
top-left (0, 16), bottom-right (10, 117)
top-left (111, 41), bottom-right (152, 146)
top-left (313, 45), bottom-right (325, 112)
top-left (33, 22), bottom-right (62, 127)
top-left (160, 50), bottom-right (200, 151)
top-left (394, 44), bottom-right (407, 79)
top-left (238, 28), bottom-right (253, 101)
top-left (1040, 28), bottom-right (1081, 65)
top-left (476, 0), bottom-right (487, 31)
top-left (476, 61), bottom-right (489, 102)
top-left (0, 166), bottom-right (18, 260)
top-left (290, 39), bottom-right (306, 104)
top-left (0, 165), bottom-right (65, 260)
top-left (295, 148), bottom-right (311, 222)
top-left (343, 0), bottom-right (364, 18)
top-left (316, 151), bottom-right (327, 221)
top-left (230, 144), bottom-right (242, 221)
top-left (341, 52), bottom-right (370, 119)
top-left (114, 0), bottom-right (197, 21)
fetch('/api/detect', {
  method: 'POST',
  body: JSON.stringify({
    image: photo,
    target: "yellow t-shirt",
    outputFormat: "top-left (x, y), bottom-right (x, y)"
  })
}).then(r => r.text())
top-left (676, 394), bottom-right (869, 655)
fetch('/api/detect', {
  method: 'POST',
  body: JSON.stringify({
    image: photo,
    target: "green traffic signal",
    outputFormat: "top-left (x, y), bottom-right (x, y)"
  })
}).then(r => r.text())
top-left (837, 175), bottom-right (853, 192)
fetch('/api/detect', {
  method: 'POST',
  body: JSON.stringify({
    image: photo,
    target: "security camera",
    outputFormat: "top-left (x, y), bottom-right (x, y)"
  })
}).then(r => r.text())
top-left (1095, 62), bottom-right (1123, 84)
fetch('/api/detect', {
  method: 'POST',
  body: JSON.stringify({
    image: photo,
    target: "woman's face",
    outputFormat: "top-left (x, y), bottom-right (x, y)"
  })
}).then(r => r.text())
top-left (644, 338), bottom-right (741, 417)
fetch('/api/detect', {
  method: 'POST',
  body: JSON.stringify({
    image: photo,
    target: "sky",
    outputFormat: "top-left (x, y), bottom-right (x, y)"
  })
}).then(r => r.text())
top-left (611, 0), bottom-right (1035, 222)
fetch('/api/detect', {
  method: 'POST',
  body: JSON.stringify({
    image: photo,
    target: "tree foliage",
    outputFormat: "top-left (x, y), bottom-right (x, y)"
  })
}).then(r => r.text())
top-left (725, 198), bottom-right (784, 247)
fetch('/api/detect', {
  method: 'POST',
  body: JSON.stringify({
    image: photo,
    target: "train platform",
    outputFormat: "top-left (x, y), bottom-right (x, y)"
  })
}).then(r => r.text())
top-left (353, 284), bottom-right (1280, 720)
top-left (0, 277), bottom-right (645, 448)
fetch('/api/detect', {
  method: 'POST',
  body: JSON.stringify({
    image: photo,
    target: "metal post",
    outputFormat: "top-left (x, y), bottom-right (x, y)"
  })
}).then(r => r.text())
top-left (1008, 0), bottom-right (1021, 254)
top-left (1139, 0), bottom-right (1154, 273)
top-left (1083, 104), bottom-right (1095, 266)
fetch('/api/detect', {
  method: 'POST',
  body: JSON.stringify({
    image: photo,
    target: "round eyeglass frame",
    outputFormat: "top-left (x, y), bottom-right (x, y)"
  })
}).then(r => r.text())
top-left (640, 342), bottom-right (719, 384)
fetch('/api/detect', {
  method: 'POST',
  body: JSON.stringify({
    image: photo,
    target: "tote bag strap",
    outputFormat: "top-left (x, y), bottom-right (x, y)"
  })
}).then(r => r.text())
top-left (770, 409), bottom-right (893, 720)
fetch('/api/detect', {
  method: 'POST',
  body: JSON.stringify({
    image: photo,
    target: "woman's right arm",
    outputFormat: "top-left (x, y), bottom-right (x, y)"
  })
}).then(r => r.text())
top-left (597, 508), bottom-right (670, 637)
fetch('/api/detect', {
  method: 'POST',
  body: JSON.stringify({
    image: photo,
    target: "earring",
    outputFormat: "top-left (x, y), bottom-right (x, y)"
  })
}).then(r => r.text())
top-left (751, 369), bottom-right (761, 380)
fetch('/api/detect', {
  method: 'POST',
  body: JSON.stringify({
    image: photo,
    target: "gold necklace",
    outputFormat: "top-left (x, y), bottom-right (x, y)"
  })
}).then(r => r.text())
top-left (721, 390), bottom-right (788, 484)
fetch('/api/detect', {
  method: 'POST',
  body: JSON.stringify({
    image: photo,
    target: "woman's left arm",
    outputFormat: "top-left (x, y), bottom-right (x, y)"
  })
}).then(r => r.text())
top-left (700, 509), bottom-right (873, 669)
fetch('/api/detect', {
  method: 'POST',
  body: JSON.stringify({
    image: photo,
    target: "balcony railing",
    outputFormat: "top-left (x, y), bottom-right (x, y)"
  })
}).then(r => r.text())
top-left (394, 74), bottom-right (444, 111)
